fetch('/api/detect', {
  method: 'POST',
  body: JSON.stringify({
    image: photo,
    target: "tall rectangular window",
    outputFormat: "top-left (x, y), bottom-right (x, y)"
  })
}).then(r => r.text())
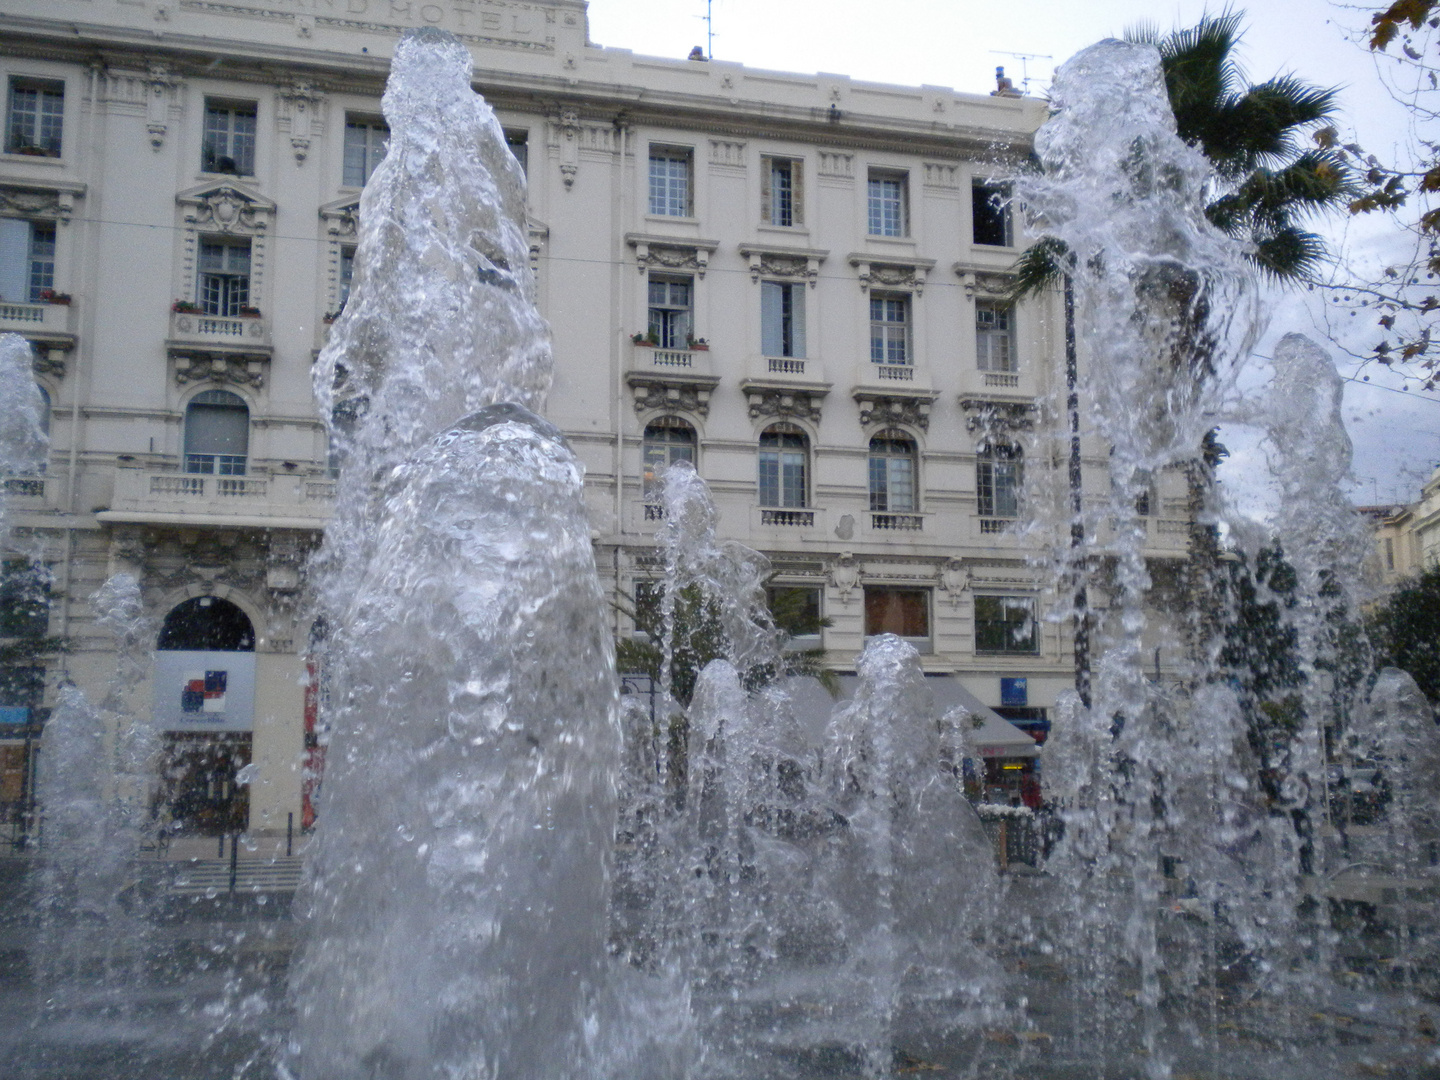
top-left (505, 129), bottom-right (529, 176)
top-left (342, 116), bottom-right (388, 187)
top-left (761, 281), bottom-right (806, 358)
top-left (972, 181), bottom-right (1012, 246)
top-left (647, 275), bottom-right (693, 349)
top-left (0, 219), bottom-right (55, 303)
top-left (758, 427), bottom-right (808, 508)
top-left (649, 147), bottom-right (692, 217)
top-left (767, 585), bottom-right (822, 648)
top-left (198, 239), bottom-right (251, 316)
top-left (870, 294), bottom-right (909, 365)
top-left (203, 100), bottom-right (257, 175)
top-left (977, 445), bottom-right (1022, 519)
top-left (974, 595), bottom-right (1038, 654)
top-left (6, 78), bottom-right (63, 157)
top-left (975, 301), bottom-right (1014, 372)
top-left (338, 246), bottom-right (355, 310)
top-left (762, 156), bottom-right (803, 226)
top-left (867, 170), bottom-right (907, 236)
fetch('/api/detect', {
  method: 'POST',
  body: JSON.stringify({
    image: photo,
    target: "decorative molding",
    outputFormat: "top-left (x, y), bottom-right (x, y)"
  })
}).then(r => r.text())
top-left (319, 196), bottom-right (361, 313)
top-left (853, 389), bottom-right (939, 431)
top-left (959, 396), bottom-right (1037, 438)
top-left (548, 110), bottom-right (621, 189)
top-left (276, 81), bottom-right (326, 163)
top-left (708, 138), bottom-right (746, 168)
top-left (742, 387), bottom-right (824, 423)
top-left (626, 372), bottom-right (720, 417)
top-left (0, 181), bottom-right (85, 224)
top-left (737, 243), bottom-right (827, 287)
top-left (847, 253), bottom-right (937, 295)
top-left (625, 233), bottom-right (721, 278)
top-left (31, 347), bottom-right (68, 379)
top-left (923, 161), bottom-right (960, 189)
top-left (817, 150), bottom-right (854, 180)
top-left (171, 351), bottom-right (268, 389)
top-left (178, 180), bottom-right (275, 234)
top-left (938, 558), bottom-right (969, 608)
top-left (955, 264), bottom-right (1015, 300)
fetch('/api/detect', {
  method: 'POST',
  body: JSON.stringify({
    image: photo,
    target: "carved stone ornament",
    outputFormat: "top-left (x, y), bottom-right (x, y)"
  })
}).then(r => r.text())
top-left (745, 389), bottom-right (822, 423)
top-left (854, 392), bottom-right (935, 431)
top-left (278, 82), bottom-right (325, 164)
top-left (31, 345), bottom-right (69, 379)
top-left (959, 397), bottom-right (1037, 437)
top-left (629, 378), bottom-right (715, 417)
top-left (319, 197), bottom-right (360, 240)
top-left (0, 183), bottom-right (81, 224)
top-left (179, 182), bottom-right (276, 235)
top-left (173, 352), bottom-right (267, 389)
top-left (956, 267), bottom-right (1015, 300)
top-left (739, 244), bottom-right (827, 287)
top-left (938, 558), bottom-right (970, 607)
top-left (848, 255), bottom-right (937, 295)
top-left (558, 109), bottom-right (579, 188)
top-left (829, 552), bottom-right (860, 603)
top-left (626, 234), bottom-right (720, 279)
top-left (146, 64), bottom-right (178, 149)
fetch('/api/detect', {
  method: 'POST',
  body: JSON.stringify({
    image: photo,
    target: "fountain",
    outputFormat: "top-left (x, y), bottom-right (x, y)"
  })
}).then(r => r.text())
top-left (7, 26), bottom-right (1440, 1080)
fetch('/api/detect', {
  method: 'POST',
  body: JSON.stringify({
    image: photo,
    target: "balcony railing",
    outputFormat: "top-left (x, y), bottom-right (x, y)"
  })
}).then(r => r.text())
top-left (4, 477), bottom-right (45, 498)
top-left (0, 301), bottom-right (75, 338)
top-left (983, 372), bottom-right (1020, 388)
top-left (643, 502), bottom-right (665, 521)
top-left (170, 311), bottom-right (270, 349)
top-left (767, 357), bottom-right (806, 376)
top-left (760, 508), bottom-right (815, 527)
top-left (872, 512), bottom-right (923, 531)
top-left (979, 518), bottom-right (1013, 534)
top-left (873, 363), bottom-right (914, 382)
top-left (105, 469), bottom-right (335, 527)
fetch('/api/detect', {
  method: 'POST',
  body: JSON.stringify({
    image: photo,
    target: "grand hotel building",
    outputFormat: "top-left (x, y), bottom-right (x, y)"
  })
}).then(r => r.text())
top-left (0, 0), bottom-right (1190, 845)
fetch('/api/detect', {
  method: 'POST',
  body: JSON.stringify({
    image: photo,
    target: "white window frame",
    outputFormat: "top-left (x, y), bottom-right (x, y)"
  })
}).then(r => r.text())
top-left (976, 301), bottom-right (1014, 372)
top-left (867, 170), bottom-right (908, 237)
top-left (342, 115), bottom-right (388, 187)
top-left (758, 424), bottom-right (809, 509)
top-left (6, 77), bottom-right (63, 158)
top-left (863, 585), bottom-right (932, 652)
top-left (203, 99), bottom-right (257, 176)
top-left (648, 146), bottom-right (693, 217)
top-left (647, 274), bottom-right (693, 349)
top-left (761, 280), bottom-right (806, 358)
top-left (974, 594), bottom-right (1039, 655)
top-left (0, 218), bottom-right (55, 303)
top-left (761, 156), bottom-right (803, 227)
top-left (977, 444), bottom-right (1022, 520)
top-left (868, 432), bottom-right (917, 513)
top-left (870, 293), bottom-right (910, 365)
top-left (197, 237), bottom-right (252, 316)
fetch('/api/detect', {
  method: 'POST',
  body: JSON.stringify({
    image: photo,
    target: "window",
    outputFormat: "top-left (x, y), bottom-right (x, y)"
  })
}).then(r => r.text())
top-left (972, 181), bottom-right (1012, 247)
top-left (974, 595), bottom-right (1038, 654)
top-left (647, 275), bottom-right (693, 349)
top-left (1384, 537), bottom-right (1395, 571)
top-left (762, 156), bottom-right (803, 226)
top-left (977, 444), bottom-right (1022, 519)
top-left (642, 417), bottom-right (696, 497)
top-left (338, 246), bottom-right (356, 310)
top-left (761, 281), bottom-right (806, 358)
top-left (0, 559), bottom-right (49, 639)
top-left (505, 129), bottom-right (528, 175)
top-left (976, 301), bottom-right (1014, 372)
top-left (758, 424), bottom-right (808, 508)
top-left (342, 116), bottom-right (388, 187)
top-left (649, 146), bottom-right (692, 217)
top-left (203, 100), bottom-right (257, 175)
top-left (767, 585), bottom-right (822, 648)
top-left (184, 389), bottom-right (249, 476)
top-left (1133, 469), bottom-right (1155, 516)
top-left (867, 170), bottom-right (907, 237)
top-left (870, 294), bottom-right (909, 365)
top-left (0, 219), bottom-right (55, 303)
top-left (6, 78), bottom-right (63, 157)
top-left (864, 587), bottom-right (930, 646)
top-left (869, 432), bottom-right (917, 512)
top-left (198, 239), bottom-right (251, 316)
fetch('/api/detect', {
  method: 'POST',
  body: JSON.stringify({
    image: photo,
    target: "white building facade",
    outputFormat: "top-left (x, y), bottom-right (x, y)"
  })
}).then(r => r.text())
top-left (0, 0), bottom-right (1191, 844)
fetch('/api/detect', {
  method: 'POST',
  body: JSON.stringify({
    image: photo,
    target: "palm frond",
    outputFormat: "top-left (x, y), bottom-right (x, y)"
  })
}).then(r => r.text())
top-left (1249, 227), bottom-right (1329, 281)
top-left (1008, 237), bottom-right (1071, 299)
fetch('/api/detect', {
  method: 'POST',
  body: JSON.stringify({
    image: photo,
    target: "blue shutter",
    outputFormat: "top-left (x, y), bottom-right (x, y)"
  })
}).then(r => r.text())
top-left (761, 281), bottom-right (782, 356)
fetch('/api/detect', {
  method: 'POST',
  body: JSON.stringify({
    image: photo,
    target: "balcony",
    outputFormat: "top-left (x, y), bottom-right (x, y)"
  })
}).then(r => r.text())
top-left (871, 362), bottom-right (915, 382)
top-left (0, 300), bottom-right (77, 370)
top-left (871, 512), bottom-right (923, 532)
top-left (2, 475), bottom-right (57, 512)
top-left (739, 355), bottom-right (832, 424)
top-left (750, 505), bottom-right (825, 532)
top-left (626, 344), bottom-right (720, 418)
top-left (98, 468), bottom-right (334, 530)
top-left (760, 508), bottom-right (815, 527)
top-left (982, 372), bottom-right (1020, 389)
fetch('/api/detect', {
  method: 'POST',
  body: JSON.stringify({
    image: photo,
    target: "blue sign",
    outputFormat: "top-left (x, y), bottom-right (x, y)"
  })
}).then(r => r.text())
top-left (1000, 677), bottom-right (1028, 707)
top-left (0, 706), bottom-right (29, 724)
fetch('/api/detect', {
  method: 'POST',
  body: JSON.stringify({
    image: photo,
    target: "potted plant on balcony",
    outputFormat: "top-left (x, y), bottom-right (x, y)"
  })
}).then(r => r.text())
top-left (687, 336), bottom-right (708, 351)
top-left (631, 331), bottom-right (659, 346)
top-left (38, 290), bottom-right (70, 305)
top-left (238, 305), bottom-right (262, 318)
top-left (172, 300), bottom-right (202, 314)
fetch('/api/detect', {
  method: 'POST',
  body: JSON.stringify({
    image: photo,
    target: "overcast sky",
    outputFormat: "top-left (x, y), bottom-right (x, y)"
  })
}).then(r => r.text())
top-left (586, 0), bottom-right (1440, 509)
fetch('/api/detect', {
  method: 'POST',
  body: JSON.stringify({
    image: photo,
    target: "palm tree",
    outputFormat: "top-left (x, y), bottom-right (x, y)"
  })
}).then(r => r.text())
top-left (1013, 10), bottom-right (1352, 295)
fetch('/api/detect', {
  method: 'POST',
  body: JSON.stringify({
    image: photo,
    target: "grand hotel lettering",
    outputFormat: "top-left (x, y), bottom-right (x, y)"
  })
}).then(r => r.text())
top-left (175, 0), bottom-right (563, 47)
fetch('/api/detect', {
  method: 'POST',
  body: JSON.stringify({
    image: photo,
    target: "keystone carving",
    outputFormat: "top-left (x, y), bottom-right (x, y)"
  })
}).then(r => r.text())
top-left (173, 353), bottom-right (266, 388)
top-left (630, 381), bottom-right (713, 417)
top-left (745, 389), bottom-right (822, 423)
top-left (959, 397), bottom-right (1036, 436)
top-left (855, 392), bottom-right (934, 430)
top-left (0, 184), bottom-right (79, 224)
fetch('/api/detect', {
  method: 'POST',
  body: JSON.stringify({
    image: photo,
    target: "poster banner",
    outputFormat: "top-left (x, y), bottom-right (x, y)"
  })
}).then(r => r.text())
top-left (153, 650), bottom-right (256, 732)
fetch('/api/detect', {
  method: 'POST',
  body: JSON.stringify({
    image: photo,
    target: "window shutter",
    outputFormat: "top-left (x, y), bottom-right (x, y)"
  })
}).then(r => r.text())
top-left (0, 220), bottom-right (30, 303)
top-left (791, 284), bottom-right (806, 358)
top-left (792, 161), bottom-right (804, 225)
top-left (760, 156), bottom-right (773, 224)
top-left (761, 281), bottom-right (782, 355)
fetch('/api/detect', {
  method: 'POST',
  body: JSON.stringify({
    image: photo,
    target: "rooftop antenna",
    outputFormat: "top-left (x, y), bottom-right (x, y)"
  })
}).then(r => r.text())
top-left (704, 0), bottom-right (714, 59)
top-left (989, 50), bottom-right (1052, 94)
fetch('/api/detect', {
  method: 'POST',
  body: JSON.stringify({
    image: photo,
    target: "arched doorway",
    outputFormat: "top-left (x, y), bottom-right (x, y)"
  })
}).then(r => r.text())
top-left (155, 596), bottom-right (256, 838)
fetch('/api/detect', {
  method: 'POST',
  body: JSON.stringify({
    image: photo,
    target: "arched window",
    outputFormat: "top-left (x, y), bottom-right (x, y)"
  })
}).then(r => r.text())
top-left (184, 389), bottom-right (249, 476)
top-left (157, 596), bottom-right (255, 652)
top-left (642, 417), bottom-right (696, 497)
top-left (868, 431), bottom-right (916, 512)
top-left (759, 423), bottom-right (808, 508)
top-left (977, 443), bottom-right (1022, 519)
